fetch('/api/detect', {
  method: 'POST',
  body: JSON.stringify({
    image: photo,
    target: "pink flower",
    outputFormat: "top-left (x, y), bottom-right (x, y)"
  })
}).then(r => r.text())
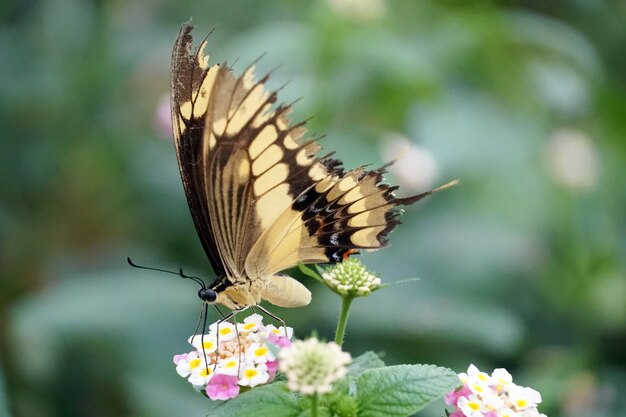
top-left (448, 411), bottom-right (465, 417)
top-left (172, 353), bottom-right (187, 365)
top-left (154, 94), bottom-right (172, 138)
top-left (205, 374), bottom-right (240, 401)
top-left (267, 333), bottom-right (292, 348)
top-left (266, 360), bottom-right (279, 380)
top-left (444, 385), bottom-right (471, 406)
top-left (483, 412), bottom-right (497, 417)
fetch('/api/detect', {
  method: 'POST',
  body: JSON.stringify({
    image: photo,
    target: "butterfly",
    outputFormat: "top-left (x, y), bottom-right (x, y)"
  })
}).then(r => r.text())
top-left (169, 23), bottom-right (456, 311)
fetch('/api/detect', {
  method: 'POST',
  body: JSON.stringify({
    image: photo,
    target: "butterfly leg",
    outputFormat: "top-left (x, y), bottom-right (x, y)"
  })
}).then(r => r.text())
top-left (231, 309), bottom-right (244, 379)
top-left (199, 303), bottom-right (210, 375)
top-left (255, 304), bottom-right (290, 339)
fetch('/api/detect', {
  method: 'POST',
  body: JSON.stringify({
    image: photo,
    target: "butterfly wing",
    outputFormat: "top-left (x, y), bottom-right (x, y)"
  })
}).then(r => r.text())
top-left (171, 23), bottom-right (322, 282)
top-left (170, 24), bottom-right (226, 277)
top-left (171, 23), bottom-right (455, 296)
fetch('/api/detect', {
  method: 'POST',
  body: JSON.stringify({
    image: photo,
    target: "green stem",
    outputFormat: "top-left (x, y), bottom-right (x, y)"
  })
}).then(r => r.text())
top-left (334, 296), bottom-right (353, 346)
top-left (311, 393), bottom-right (318, 417)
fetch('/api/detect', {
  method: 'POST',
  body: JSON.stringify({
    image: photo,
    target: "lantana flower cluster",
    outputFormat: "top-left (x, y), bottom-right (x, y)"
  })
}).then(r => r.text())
top-left (173, 313), bottom-right (292, 400)
top-left (445, 365), bottom-right (546, 417)
top-left (322, 258), bottom-right (381, 296)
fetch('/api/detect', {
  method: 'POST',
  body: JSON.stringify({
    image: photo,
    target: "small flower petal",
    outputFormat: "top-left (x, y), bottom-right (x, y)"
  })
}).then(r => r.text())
top-left (206, 374), bottom-right (240, 400)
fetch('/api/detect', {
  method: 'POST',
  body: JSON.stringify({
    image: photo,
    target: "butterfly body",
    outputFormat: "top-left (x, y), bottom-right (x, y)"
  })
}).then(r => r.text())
top-left (170, 23), bottom-right (454, 310)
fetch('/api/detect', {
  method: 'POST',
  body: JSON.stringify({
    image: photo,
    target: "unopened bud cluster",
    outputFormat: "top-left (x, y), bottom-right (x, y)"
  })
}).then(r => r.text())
top-left (322, 258), bottom-right (381, 296)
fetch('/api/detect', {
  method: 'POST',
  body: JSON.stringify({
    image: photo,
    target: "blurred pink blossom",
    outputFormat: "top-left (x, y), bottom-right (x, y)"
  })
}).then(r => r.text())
top-left (154, 93), bottom-right (172, 139)
top-left (380, 132), bottom-right (439, 192)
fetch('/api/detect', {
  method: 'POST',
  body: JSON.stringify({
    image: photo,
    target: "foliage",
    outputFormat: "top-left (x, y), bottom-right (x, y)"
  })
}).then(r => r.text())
top-left (210, 352), bottom-right (458, 417)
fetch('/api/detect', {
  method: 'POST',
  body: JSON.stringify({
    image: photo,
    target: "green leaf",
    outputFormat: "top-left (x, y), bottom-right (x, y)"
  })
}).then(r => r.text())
top-left (349, 351), bottom-right (386, 375)
top-left (297, 263), bottom-right (325, 284)
top-left (356, 365), bottom-right (458, 417)
top-left (210, 382), bottom-right (300, 417)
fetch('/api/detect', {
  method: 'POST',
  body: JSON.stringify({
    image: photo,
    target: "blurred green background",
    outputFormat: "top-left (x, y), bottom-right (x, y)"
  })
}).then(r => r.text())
top-left (1, 0), bottom-right (625, 416)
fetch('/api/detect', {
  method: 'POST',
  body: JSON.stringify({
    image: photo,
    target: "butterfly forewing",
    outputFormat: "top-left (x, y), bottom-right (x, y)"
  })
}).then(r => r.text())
top-left (170, 24), bottom-right (226, 277)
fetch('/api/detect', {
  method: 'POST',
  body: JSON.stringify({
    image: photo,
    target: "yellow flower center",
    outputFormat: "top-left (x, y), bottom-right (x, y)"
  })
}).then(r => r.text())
top-left (469, 402), bottom-right (480, 411)
top-left (472, 383), bottom-right (484, 393)
top-left (203, 340), bottom-right (214, 350)
top-left (516, 399), bottom-right (528, 408)
top-left (189, 359), bottom-right (201, 369)
top-left (224, 360), bottom-right (237, 368)
top-left (243, 323), bottom-right (256, 331)
top-left (244, 369), bottom-right (258, 379)
top-left (219, 327), bottom-right (232, 336)
top-left (254, 347), bottom-right (268, 357)
top-left (478, 373), bottom-right (489, 382)
top-left (199, 367), bottom-right (212, 377)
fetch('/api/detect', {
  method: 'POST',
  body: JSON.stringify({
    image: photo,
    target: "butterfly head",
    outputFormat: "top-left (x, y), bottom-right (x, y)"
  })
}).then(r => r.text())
top-left (198, 287), bottom-right (217, 303)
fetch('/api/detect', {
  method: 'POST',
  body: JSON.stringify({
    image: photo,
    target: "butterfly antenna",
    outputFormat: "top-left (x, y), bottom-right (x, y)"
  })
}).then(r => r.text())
top-left (178, 268), bottom-right (207, 288)
top-left (126, 257), bottom-right (206, 288)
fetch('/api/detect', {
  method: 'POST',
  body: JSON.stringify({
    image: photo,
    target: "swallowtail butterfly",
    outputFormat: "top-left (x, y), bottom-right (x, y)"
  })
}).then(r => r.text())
top-left (169, 23), bottom-right (456, 311)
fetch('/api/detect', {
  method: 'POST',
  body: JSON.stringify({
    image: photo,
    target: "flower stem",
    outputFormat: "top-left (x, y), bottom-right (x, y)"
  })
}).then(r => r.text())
top-left (334, 296), bottom-right (353, 346)
top-left (311, 393), bottom-right (319, 417)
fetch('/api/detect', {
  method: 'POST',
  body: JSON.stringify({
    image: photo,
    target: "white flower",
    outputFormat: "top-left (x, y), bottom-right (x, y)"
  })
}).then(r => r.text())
top-left (519, 409), bottom-right (543, 417)
top-left (492, 368), bottom-right (513, 391)
top-left (247, 342), bottom-right (274, 364)
top-left (458, 394), bottom-right (487, 417)
top-left (216, 357), bottom-right (241, 377)
top-left (175, 351), bottom-right (200, 378)
top-left (208, 321), bottom-right (237, 342)
top-left (460, 364), bottom-right (494, 396)
top-left (509, 384), bottom-right (542, 411)
top-left (278, 338), bottom-right (351, 395)
top-left (322, 259), bottom-right (381, 297)
top-left (497, 407), bottom-right (520, 417)
top-left (189, 334), bottom-right (218, 356)
top-left (188, 361), bottom-right (214, 386)
top-left (482, 390), bottom-right (505, 411)
top-left (238, 363), bottom-right (269, 387)
top-left (264, 324), bottom-right (293, 339)
top-left (237, 314), bottom-right (263, 333)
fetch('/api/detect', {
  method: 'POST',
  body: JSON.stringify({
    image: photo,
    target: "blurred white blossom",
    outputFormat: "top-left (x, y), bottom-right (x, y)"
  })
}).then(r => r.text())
top-left (545, 128), bottom-right (600, 191)
top-left (327, 0), bottom-right (386, 21)
top-left (381, 132), bottom-right (439, 192)
top-left (278, 338), bottom-right (351, 395)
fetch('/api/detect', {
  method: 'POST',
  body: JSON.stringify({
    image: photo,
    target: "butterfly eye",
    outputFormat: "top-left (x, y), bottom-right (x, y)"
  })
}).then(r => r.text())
top-left (198, 288), bottom-right (217, 303)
